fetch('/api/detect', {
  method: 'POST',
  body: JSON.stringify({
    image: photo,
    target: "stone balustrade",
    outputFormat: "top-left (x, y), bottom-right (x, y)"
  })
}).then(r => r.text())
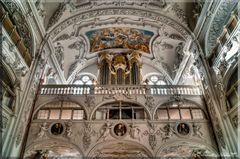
top-left (39, 85), bottom-right (202, 96)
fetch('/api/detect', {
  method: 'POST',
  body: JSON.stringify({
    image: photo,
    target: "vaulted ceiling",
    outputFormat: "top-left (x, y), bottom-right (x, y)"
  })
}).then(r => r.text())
top-left (37, 0), bottom-right (199, 85)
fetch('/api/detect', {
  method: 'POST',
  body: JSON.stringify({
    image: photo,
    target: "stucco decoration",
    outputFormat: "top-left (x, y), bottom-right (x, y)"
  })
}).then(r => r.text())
top-left (97, 121), bottom-right (113, 141)
top-left (15, 123), bottom-right (24, 146)
top-left (24, 140), bottom-right (83, 158)
top-left (2, 35), bottom-right (29, 76)
top-left (47, 2), bottom-right (67, 29)
top-left (206, 0), bottom-right (237, 56)
top-left (192, 123), bottom-right (203, 138)
top-left (1, 1), bottom-right (33, 56)
top-left (152, 26), bottom-right (186, 79)
top-left (82, 122), bottom-right (96, 150)
top-left (156, 142), bottom-right (218, 158)
top-left (0, 114), bottom-right (8, 129)
top-left (50, 8), bottom-right (190, 39)
top-left (160, 124), bottom-right (176, 142)
top-left (35, 0), bottom-right (46, 20)
top-left (89, 141), bottom-right (151, 158)
top-left (65, 122), bottom-right (73, 138)
top-left (37, 122), bottom-right (48, 138)
top-left (144, 95), bottom-right (155, 111)
top-left (84, 95), bottom-right (95, 111)
top-left (142, 122), bottom-right (161, 150)
top-left (86, 27), bottom-right (154, 53)
top-left (65, 0), bottom-right (187, 27)
top-left (68, 37), bottom-right (87, 77)
top-left (231, 115), bottom-right (238, 129)
top-left (129, 123), bottom-right (141, 141)
top-left (54, 42), bottom-right (64, 70)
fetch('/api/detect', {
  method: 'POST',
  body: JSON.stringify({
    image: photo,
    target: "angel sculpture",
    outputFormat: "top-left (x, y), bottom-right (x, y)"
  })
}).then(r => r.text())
top-left (160, 124), bottom-right (176, 142)
top-left (129, 123), bottom-right (141, 141)
top-left (97, 121), bottom-right (112, 141)
top-left (193, 123), bottom-right (203, 138)
top-left (37, 122), bottom-right (48, 138)
top-left (65, 122), bottom-right (73, 137)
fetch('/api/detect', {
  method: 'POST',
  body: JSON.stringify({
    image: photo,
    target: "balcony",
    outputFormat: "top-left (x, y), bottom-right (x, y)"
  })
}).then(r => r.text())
top-left (39, 85), bottom-right (202, 96)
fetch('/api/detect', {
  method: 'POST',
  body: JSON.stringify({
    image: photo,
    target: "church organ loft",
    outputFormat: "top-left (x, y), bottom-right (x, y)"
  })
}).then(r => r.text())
top-left (0, 0), bottom-right (239, 158)
top-left (98, 52), bottom-right (142, 85)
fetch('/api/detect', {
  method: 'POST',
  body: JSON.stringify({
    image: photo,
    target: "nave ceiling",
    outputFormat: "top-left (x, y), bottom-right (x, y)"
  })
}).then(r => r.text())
top-left (36, 0), bottom-right (199, 85)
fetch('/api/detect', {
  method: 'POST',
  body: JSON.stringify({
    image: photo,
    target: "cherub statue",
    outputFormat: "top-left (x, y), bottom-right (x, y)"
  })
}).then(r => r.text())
top-left (65, 122), bottom-right (72, 137)
top-left (97, 121), bottom-right (112, 141)
top-left (160, 124), bottom-right (176, 142)
top-left (192, 123), bottom-right (203, 138)
top-left (129, 123), bottom-right (141, 141)
top-left (37, 122), bottom-right (48, 138)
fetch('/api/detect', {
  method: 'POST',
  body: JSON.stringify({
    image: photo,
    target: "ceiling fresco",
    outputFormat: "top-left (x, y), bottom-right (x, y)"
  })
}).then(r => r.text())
top-left (86, 27), bottom-right (154, 53)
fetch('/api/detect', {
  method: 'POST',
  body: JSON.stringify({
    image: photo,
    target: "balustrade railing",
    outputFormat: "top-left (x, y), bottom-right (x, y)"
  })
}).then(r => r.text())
top-left (39, 85), bottom-right (202, 96)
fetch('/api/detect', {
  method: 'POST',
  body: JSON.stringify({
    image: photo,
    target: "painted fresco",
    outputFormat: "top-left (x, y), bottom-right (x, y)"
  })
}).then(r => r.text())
top-left (86, 28), bottom-right (154, 53)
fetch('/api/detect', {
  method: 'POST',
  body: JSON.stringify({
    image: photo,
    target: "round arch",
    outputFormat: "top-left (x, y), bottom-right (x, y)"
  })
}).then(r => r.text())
top-left (32, 99), bottom-right (89, 120)
top-left (90, 99), bottom-right (152, 120)
top-left (153, 98), bottom-right (209, 120)
top-left (24, 138), bottom-right (84, 158)
top-left (87, 140), bottom-right (153, 157)
top-left (155, 140), bottom-right (219, 157)
top-left (223, 62), bottom-right (238, 89)
top-left (71, 72), bottom-right (97, 84)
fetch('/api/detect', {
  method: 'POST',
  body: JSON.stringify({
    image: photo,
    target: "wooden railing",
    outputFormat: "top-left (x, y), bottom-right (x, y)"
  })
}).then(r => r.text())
top-left (39, 85), bottom-right (202, 96)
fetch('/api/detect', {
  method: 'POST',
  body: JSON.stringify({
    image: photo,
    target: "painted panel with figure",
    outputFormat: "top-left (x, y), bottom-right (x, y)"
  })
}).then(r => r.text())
top-left (86, 27), bottom-right (154, 53)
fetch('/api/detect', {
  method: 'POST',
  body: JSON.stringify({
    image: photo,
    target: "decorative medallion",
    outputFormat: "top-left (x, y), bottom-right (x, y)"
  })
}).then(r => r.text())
top-left (112, 122), bottom-right (128, 138)
top-left (50, 123), bottom-right (64, 135)
top-left (176, 122), bottom-right (191, 136)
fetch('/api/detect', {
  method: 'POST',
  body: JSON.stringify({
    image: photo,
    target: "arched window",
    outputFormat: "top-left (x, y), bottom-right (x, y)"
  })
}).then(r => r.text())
top-left (93, 102), bottom-right (149, 120)
top-left (155, 101), bottom-right (206, 120)
top-left (226, 69), bottom-right (239, 110)
top-left (146, 75), bottom-right (167, 85)
top-left (35, 101), bottom-right (86, 120)
top-left (0, 66), bottom-right (15, 110)
top-left (73, 75), bottom-right (93, 85)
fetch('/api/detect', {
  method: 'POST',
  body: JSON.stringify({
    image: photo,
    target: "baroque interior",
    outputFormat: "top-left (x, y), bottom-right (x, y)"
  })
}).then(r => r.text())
top-left (0, 0), bottom-right (239, 158)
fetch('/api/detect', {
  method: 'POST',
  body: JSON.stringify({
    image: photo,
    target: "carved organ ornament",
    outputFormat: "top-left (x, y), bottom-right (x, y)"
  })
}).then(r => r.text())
top-left (98, 52), bottom-right (142, 85)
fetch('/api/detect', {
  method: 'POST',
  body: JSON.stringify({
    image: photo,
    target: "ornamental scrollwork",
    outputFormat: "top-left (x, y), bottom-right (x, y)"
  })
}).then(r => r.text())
top-left (47, 2), bottom-right (67, 29)
top-left (50, 8), bottom-right (190, 39)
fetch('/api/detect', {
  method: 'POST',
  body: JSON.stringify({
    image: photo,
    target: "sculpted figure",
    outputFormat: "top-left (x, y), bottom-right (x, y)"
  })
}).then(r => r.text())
top-left (37, 122), bottom-right (48, 138)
